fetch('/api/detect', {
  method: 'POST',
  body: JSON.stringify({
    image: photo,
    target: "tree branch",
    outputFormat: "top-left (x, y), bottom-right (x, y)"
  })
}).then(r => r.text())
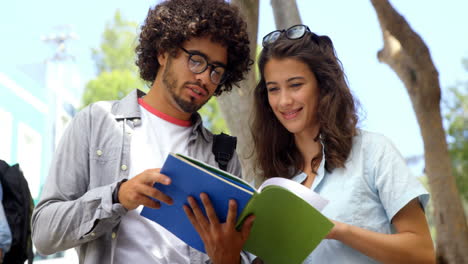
top-left (271, 0), bottom-right (301, 29)
top-left (371, 0), bottom-right (439, 109)
top-left (216, 0), bottom-right (259, 183)
top-left (371, 0), bottom-right (436, 73)
top-left (370, 0), bottom-right (468, 263)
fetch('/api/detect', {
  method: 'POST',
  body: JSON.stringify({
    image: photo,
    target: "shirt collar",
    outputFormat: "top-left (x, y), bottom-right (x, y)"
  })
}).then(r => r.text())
top-left (190, 112), bottom-right (211, 142)
top-left (113, 89), bottom-right (211, 142)
top-left (113, 89), bottom-right (145, 120)
top-left (291, 138), bottom-right (326, 191)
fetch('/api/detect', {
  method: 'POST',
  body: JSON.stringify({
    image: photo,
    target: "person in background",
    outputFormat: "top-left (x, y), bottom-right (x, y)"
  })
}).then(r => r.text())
top-left (250, 24), bottom-right (435, 263)
top-left (32, 0), bottom-right (255, 263)
top-left (0, 181), bottom-right (12, 264)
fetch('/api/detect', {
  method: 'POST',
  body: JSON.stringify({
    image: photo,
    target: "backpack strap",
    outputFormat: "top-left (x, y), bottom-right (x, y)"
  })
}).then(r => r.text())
top-left (212, 133), bottom-right (237, 171)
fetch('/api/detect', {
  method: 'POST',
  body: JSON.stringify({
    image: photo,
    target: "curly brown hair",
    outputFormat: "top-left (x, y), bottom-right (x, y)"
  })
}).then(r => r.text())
top-left (252, 32), bottom-right (359, 180)
top-left (135, 0), bottom-right (251, 96)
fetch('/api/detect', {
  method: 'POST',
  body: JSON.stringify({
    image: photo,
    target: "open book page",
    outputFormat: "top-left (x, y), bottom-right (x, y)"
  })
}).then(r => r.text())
top-left (258, 177), bottom-right (329, 211)
top-left (238, 177), bottom-right (334, 264)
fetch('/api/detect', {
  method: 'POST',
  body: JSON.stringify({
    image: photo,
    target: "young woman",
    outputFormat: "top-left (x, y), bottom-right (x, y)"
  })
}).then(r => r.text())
top-left (251, 24), bottom-right (435, 264)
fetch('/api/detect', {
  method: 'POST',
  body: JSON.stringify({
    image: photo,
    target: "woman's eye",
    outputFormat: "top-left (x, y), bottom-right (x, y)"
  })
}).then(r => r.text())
top-left (290, 83), bottom-right (303, 88)
top-left (267, 87), bottom-right (279, 92)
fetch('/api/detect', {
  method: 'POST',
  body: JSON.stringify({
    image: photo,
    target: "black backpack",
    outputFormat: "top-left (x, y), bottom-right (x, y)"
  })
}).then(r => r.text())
top-left (0, 160), bottom-right (34, 264)
top-left (212, 133), bottom-right (237, 171)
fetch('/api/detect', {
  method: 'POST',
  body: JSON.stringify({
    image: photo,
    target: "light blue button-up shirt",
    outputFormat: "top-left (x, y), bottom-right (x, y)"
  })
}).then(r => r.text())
top-left (293, 130), bottom-right (429, 264)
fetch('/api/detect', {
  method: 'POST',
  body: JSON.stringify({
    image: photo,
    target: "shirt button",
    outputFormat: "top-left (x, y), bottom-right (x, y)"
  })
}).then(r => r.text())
top-left (96, 150), bottom-right (103, 156)
top-left (90, 232), bottom-right (96, 237)
top-left (112, 232), bottom-right (116, 239)
top-left (121, 165), bottom-right (128, 171)
top-left (133, 119), bottom-right (140, 125)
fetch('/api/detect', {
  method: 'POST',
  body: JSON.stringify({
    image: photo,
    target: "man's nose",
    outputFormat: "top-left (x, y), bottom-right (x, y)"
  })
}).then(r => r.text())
top-left (195, 68), bottom-right (211, 87)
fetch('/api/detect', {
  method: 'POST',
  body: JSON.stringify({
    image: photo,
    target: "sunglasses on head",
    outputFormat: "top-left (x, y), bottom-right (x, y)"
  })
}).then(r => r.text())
top-left (262, 24), bottom-right (316, 47)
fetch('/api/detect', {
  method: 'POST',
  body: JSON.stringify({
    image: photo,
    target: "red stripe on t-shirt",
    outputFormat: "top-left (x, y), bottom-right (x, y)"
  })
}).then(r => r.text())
top-left (138, 98), bottom-right (192, 127)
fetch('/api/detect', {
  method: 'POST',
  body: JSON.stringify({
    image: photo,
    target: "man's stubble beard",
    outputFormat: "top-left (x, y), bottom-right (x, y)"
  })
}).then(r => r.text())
top-left (162, 56), bottom-right (209, 113)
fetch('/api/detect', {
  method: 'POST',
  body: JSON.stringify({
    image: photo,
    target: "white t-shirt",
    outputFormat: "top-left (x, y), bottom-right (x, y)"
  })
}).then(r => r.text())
top-left (115, 98), bottom-right (192, 264)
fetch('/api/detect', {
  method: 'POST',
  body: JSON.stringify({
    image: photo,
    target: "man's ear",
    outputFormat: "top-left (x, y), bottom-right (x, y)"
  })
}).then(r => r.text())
top-left (157, 52), bottom-right (168, 67)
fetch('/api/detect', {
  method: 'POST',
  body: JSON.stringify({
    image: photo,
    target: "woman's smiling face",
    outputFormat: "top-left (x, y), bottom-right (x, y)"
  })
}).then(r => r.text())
top-left (265, 57), bottom-right (320, 136)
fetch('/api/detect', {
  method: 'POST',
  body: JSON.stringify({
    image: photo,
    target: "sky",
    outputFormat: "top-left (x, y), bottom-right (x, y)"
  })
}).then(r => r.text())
top-left (1, 0), bottom-right (467, 162)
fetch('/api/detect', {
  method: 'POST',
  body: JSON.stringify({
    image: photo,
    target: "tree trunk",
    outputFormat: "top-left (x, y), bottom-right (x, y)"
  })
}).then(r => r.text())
top-left (270, 0), bottom-right (301, 29)
top-left (370, 0), bottom-right (468, 263)
top-left (217, 0), bottom-right (259, 183)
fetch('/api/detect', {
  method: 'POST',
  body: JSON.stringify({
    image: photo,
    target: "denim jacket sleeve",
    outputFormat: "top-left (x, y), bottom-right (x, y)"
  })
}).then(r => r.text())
top-left (31, 105), bottom-right (127, 255)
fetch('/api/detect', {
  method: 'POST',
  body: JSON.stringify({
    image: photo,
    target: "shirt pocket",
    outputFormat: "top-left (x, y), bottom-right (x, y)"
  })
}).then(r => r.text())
top-left (90, 146), bottom-right (121, 163)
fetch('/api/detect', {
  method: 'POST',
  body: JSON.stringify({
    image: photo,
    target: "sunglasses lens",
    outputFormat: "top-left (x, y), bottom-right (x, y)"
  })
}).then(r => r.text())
top-left (263, 25), bottom-right (311, 46)
top-left (287, 25), bottom-right (306, 39)
top-left (263, 31), bottom-right (281, 46)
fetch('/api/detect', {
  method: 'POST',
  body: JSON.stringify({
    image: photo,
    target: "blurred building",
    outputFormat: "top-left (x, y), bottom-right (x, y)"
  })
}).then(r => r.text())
top-left (0, 29), bottom-right (82, 203)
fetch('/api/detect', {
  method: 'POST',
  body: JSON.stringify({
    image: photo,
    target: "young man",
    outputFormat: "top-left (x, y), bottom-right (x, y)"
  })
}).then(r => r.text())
top-left (31, 0), bottom-right (254, 263)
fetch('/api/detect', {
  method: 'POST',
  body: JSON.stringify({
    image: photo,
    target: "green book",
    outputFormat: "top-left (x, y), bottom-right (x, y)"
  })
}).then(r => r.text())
top-left (142, 153), bottom-right (333, 264)
top-left (236, 177), bottom-right (334, 264)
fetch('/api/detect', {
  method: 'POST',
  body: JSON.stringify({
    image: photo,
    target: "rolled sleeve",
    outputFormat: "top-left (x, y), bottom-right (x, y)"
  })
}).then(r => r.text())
top-left (33, 180), bottom-right (127, 254)
top-left (373, 136), bottom-right (430, 221)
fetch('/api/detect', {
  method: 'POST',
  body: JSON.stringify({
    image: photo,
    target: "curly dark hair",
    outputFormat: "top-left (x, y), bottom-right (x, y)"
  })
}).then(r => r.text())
top-left (135, 0), bottom-right (251, 96)
top-left (252, 31), bottom-right (359, 180)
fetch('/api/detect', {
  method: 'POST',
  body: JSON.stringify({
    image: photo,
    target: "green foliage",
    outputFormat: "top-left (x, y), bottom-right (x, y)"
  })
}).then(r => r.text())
top-left (255, 44), bottom-right (262, 81)
top-left (82, 10), bottom-right (147, 108)
top-left (82, 70), bottom-right (143, 106)
top-left (199, 97), bottom-right (229, 134)
top-left (92, 10), bottom-right (140, 74)
top-left (445, 61), bottom-right (468, 201)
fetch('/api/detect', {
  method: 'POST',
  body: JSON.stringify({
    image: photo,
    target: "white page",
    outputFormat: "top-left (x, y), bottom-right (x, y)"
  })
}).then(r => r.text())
top-left (258, 177), bottom-right (329, 211)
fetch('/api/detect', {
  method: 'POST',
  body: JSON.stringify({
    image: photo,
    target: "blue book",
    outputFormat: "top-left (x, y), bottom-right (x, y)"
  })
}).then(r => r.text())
top-left (140, 153), bottom-right (254, 253)
top-left (140, 153), bottom-right (333, 264)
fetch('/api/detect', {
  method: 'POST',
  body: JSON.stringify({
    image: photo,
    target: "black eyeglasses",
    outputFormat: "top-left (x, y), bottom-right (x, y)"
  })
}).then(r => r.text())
top-left (180, 47), bottom-right (227, 85)
top-left (262, 24), bottom-right (313, 47)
